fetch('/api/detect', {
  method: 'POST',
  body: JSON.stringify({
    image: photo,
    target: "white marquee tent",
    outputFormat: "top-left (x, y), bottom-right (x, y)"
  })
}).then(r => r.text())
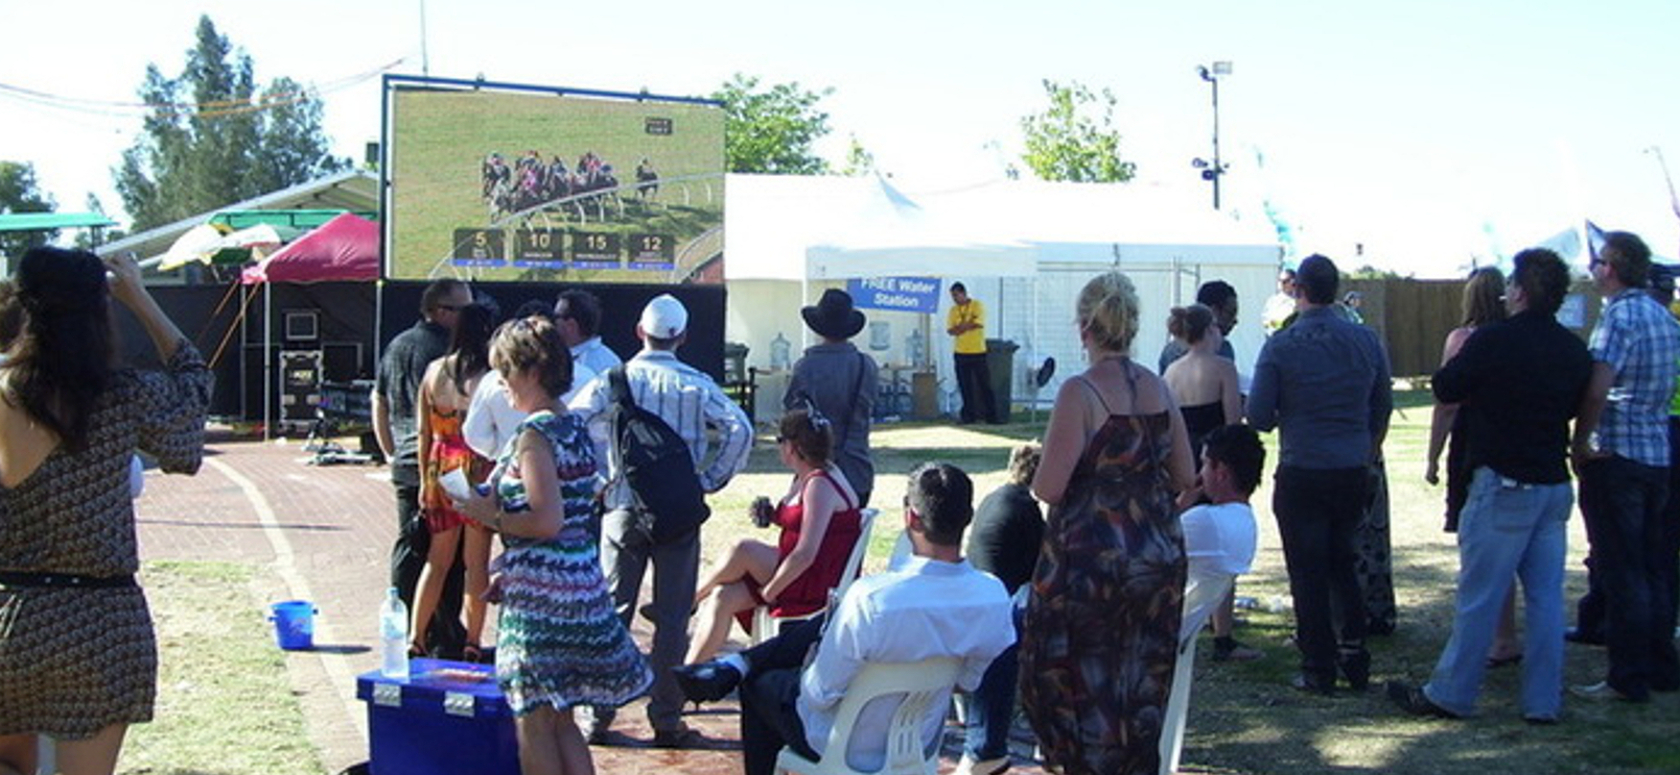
top-left (723, 173), bottom-right (1283, 418)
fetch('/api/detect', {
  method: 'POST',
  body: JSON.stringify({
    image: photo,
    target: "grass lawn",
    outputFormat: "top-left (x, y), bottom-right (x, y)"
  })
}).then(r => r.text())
top-left (122, 561), bottom-right (322, 775)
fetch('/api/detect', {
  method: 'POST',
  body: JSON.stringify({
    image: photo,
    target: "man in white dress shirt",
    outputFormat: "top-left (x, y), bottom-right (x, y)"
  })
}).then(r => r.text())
top-left (673, 463), bottom-right (1015, 775)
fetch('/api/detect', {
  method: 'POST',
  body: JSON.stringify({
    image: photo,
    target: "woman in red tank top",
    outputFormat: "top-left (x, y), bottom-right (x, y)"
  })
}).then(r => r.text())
top-left (685, 408), bottom-right (863, 664)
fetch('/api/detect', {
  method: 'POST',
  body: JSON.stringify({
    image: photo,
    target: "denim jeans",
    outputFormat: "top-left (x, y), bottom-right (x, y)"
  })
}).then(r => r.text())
top-left (1578, 456), bottom-right (1674, 698)
top-left (1423, 467), bottom-right (1570, 719)
top-left (962, 602), bottom-right (1024, 761)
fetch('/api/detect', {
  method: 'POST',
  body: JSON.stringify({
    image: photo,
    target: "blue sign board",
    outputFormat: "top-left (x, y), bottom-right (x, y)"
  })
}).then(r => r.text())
top-left (847, 277), bottom-right (943, 314)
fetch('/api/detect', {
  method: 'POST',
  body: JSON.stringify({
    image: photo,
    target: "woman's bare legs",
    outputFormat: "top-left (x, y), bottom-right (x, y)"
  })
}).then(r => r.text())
top-left (516, 706), bottom-right (594, 775)
top-left (411, 524), bottom-right (463, 653)
top-left (692, 539), bottom-right (778, 607)
top-left (55, 724), bottom-right (127, 775)
top-left (686, 581), bottom-right (762, 664)
top-left (0, 733), bottom-right (38, 775)
top-left (462, 523), bottom-right (494, 659)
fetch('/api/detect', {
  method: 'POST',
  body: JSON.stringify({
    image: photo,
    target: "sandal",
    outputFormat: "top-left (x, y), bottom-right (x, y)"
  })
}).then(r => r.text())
top-left (407, 643), bottom-right (427, 659)
top-left (463, 643), bottom-right (487, 664)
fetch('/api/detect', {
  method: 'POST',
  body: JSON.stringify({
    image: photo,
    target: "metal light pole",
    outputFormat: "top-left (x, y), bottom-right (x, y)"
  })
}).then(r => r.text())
top-left (1193, 61), bottom-right (1233, 210)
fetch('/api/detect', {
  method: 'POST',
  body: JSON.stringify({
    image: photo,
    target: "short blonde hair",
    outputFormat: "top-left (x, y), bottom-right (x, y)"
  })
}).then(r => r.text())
top-left (1078, 271), bottom-right (1140, 354)
top-left (1007, 443), bottom-right (1042, 486)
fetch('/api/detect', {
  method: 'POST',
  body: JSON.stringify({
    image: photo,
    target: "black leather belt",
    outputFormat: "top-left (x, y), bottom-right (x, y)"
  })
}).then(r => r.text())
top-left (0, 571), bottom-right (136, 589)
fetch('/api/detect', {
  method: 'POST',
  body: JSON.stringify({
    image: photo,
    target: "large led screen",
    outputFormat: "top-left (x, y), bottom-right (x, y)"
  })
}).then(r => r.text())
top-left (385, 79), bottom-right (725, 284)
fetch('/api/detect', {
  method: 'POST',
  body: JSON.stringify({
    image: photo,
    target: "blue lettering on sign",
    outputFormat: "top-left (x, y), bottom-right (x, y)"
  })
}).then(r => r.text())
top-left (847, 277), bottom-right (942, 313)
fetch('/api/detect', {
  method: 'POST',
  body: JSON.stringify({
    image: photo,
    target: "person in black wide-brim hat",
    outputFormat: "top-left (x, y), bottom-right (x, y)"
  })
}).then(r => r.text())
top-left (801, 289), bottom-right (867, 341)
top-left (785, 289), bottom-right (878, 507)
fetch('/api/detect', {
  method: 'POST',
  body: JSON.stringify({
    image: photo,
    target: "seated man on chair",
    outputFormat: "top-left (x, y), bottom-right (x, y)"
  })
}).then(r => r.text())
top-left (674, 462), bottom-right (1015, 775)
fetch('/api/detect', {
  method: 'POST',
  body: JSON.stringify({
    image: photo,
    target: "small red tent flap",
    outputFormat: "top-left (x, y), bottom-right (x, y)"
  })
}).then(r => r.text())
top-left (241, 212), bottom-right (378, 284)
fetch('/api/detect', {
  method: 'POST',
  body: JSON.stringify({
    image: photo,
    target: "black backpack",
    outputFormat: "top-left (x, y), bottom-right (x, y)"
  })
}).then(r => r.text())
top-left (607, 365), bottom-right (710, 543)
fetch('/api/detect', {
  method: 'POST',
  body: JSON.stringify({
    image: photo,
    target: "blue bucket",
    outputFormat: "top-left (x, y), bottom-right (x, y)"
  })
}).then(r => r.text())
top-left (269, 600), bottom-right (317, 650)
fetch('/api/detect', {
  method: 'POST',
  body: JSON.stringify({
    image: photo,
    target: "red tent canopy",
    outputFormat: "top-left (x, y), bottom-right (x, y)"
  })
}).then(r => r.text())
top-left (240, 212), bottom-right (379, 284)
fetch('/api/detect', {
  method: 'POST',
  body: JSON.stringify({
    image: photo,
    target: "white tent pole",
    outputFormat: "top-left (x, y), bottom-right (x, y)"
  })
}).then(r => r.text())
top-left (263, 282), bottom-right (273, 441)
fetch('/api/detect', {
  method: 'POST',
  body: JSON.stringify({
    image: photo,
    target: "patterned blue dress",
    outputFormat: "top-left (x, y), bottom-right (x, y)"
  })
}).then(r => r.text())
top-left (489, 410), bottom-right (651, 715)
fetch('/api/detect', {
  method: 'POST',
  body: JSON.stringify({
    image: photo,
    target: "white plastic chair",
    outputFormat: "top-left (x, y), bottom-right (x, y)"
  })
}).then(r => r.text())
top-left (773, 656), bottom-right (963, 775)
top-left (1159, 568), bottom-right (1236, 775)
top-left (752, 507), bottom-right (878, 645)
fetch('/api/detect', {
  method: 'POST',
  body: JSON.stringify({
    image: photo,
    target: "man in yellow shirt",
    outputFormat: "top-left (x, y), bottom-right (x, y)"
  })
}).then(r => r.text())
top-left (947, 282), bottom-right (1000, 424)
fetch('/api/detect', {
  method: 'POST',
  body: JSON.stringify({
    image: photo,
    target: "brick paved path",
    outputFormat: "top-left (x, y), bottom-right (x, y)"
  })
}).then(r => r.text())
top-left (135, 434), bottom-right (1047, 775)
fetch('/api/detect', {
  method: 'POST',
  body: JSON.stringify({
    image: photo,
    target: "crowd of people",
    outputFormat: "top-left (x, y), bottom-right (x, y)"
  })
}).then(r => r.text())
top-left (4, 227), bottom-right (1677, 775)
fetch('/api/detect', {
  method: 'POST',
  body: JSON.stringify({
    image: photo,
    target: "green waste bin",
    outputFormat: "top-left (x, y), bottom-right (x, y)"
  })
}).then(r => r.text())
top-left (986, 339), bottom-right (1018, 423)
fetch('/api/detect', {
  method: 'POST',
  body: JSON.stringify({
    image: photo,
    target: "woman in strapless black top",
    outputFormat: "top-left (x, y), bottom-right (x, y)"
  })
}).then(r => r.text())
top-left (1161, 304), bottom-right (1242, 459)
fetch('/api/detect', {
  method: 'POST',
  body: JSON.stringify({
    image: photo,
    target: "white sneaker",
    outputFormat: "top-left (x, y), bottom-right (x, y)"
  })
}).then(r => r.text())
top-left (954, 756), bottom-right (1010, 775)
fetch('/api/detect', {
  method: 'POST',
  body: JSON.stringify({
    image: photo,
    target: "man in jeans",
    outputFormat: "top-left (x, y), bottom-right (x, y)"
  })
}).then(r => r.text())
top-left (1387, 248), bottom-right (1591, 723)
top-left (1247, 254), bottom-right (1392, 694)
top-left (1569, 231), bottom-right (1680, 702)
top-left (568, 293), bottom-right (753, 746)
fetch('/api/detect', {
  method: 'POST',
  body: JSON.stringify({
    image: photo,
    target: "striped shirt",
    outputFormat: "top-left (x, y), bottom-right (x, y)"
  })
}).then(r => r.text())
top-left (568, 349), bottom-right (753, 509)
top-left (1589, 288), bottom-right (1680, 466)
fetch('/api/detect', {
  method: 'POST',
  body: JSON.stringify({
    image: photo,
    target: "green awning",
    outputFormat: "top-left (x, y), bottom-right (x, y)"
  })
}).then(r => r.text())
top-left (0, 212), bottom-right (118, 232)
top-left (209, 209), bottom-right (377, 230)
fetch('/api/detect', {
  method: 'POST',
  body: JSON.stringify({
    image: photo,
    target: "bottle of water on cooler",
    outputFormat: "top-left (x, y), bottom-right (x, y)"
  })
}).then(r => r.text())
top-left (379, 587), bottom-right (410, 679)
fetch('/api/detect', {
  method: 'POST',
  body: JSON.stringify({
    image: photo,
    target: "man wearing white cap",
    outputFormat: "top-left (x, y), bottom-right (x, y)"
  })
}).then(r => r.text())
top-left (569, 293), bottom-right (754, 747)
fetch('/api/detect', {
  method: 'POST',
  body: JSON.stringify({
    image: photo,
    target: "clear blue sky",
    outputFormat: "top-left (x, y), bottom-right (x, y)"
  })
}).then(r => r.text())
top-left (3, 0), bottom-right (1676, 277)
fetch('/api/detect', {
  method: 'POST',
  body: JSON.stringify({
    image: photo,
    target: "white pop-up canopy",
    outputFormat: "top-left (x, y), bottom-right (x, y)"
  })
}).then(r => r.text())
top-left (723, 173), bottom-right (1282, 418)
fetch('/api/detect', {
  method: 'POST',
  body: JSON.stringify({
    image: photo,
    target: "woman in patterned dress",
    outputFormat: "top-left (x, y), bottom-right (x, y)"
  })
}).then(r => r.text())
top-left (412, 303), bottom-right (495, 660)
top-left (1019, 271), bottom-right (1195, 775)
top-left (0, 248), bottom-right (208, 775)
top-left (453, 316), bottom-right (650, 775)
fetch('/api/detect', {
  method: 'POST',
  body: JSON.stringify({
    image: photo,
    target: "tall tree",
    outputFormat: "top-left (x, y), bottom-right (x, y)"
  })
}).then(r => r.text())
top-left (711, 74), bottom-right (833, 175)
top-left (116, 15), bottom-right (348, 231)
top-left (0, 161), bottom-right (57, 259)
top-left (1018, 79), bottom-right (1136, 183)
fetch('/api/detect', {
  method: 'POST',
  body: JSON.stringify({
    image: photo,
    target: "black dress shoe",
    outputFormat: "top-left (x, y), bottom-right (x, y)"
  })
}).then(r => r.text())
top-left (1386, 681), bottom-right (1459, 719)
top-left (1564, 627), bottom-right (1605, 646)
top-left (672, 661), bottom-right (742, 704)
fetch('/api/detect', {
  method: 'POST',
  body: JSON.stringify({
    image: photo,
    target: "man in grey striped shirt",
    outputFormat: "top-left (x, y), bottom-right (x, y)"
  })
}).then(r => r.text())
top-left (569, 293), bottom-right (754, 747)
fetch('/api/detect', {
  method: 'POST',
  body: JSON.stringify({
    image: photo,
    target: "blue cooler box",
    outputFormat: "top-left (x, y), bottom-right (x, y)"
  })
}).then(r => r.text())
top-left (355, 658), bottom-right (519, 775)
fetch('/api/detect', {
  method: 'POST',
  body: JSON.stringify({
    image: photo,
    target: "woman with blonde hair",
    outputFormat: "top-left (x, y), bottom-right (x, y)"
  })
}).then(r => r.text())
top-left (1019, 271), bottom-right (1195, 775)
top-left (1426, 266), bottom-right (1521, 665)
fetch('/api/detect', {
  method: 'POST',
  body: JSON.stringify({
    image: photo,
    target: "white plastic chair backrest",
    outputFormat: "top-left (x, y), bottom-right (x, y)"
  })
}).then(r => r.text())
top-left (835, 507), bottom-right (878, 597)
top-left (785, 656), bottom-right (964, 775)
top-left (886, 529), bottom-right (913, 572)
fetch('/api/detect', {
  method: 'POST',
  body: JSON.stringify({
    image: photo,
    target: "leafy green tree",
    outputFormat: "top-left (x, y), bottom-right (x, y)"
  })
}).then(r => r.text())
top-left (1019, 79), bottom-right (1136, 183)
top-left (0, 161), bottom-right (57, 259)
top-left (839, 135), bottom-right (876, 177)
top-left (711, 74), bottom-right (833, 175)
top-left (116, 15), bottom-right (348, 231)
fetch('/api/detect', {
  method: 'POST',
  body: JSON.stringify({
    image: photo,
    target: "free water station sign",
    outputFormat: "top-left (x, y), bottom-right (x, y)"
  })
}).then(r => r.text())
top-left (847, 277), bottom-right (942, 314)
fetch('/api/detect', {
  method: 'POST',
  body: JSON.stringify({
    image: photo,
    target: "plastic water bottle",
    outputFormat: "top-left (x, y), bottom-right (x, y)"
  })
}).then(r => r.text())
top-left (379, 587), bottom-right (410, 679)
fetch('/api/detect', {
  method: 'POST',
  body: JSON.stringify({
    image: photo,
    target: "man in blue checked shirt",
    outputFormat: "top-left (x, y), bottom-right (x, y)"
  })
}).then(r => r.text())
top-left (569, 293), bottom-right (753, 746)
top-left (1569, 231), bottom-right (1680, 703)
